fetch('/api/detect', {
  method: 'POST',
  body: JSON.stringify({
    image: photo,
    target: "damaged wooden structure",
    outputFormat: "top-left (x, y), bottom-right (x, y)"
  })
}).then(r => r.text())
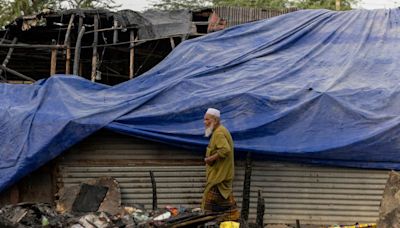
top-left (0, 7), bottom-right (298, 85)
top-left (0, 9), bottom-right (195, 84)
top-left (11, 6), bottom-right (385, 227)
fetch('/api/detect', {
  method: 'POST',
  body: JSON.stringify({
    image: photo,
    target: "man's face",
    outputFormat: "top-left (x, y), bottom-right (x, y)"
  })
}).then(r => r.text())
top-left (204, 114), bottom-right (216, 137)
top-left (204, 114), bottom-right (215, 128)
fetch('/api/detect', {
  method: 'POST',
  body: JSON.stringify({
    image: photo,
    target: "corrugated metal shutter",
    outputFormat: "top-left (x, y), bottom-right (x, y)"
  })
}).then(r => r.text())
top-left (248, 162), bottom-right (387, 225)
top-left (57, 130), bottom-right (388, 225)
top-left (213, 7), bottom-right (299, 27)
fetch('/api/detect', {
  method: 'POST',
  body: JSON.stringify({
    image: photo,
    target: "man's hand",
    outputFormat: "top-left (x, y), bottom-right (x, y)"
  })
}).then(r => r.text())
top-left (204, 153), bottom-right (219, 166)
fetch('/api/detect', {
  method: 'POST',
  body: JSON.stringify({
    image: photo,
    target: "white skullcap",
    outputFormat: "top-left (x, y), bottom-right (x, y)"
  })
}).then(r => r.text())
top-left (206, 108), bottom-right (220, 117)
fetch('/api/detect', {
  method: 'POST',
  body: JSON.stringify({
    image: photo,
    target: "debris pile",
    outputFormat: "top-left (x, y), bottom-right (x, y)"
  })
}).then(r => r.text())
top-left (0, 202), bottom-right (219, 227)
top-left (0, 177), bottom-right (223, 227)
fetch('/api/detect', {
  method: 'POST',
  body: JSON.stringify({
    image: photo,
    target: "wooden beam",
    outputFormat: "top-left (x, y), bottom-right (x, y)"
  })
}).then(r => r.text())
top-left (129, 30), bottom-right (135, 79)
top-left (73, 26), bottom-right (85, 75)
top-left (0, 37), bottom-right (18, 79)
top-left (84, 26), bottom-right (135, 34)
top-left (50, 40), bottom-right (57, 75)
top-left (113, 19), bottom-right (118, 44)
top-left (64, 14), bottom-right (75, 75)
top-left (0, 43), bottom-right (65, 49)
top-left (91, 15), bottom-right (99, 82)
top-left (0, 65), bottom-right (35, 82)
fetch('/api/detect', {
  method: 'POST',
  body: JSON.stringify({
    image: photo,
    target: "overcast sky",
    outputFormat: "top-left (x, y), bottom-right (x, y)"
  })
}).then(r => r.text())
top-left (117, 0), bottom-right (400, 11)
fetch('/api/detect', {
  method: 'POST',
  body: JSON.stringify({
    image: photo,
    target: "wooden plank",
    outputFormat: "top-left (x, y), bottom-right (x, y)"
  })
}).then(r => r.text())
top-left (91, 15), bottom-right (99, 82)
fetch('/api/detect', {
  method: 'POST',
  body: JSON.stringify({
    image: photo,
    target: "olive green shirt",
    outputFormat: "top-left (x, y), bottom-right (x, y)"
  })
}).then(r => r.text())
top-left (202, 124), bottom-right (234, 207)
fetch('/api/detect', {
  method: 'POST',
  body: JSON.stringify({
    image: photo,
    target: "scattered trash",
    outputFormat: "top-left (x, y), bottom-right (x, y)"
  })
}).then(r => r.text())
top-left (153, 211), bottom-right (171, 221)
top-left (0, 177), bottom-right (229, 227)
top-left (220, 221), bottom-right (240, 228)
top-left (328, 224), bottom-right (376, 228)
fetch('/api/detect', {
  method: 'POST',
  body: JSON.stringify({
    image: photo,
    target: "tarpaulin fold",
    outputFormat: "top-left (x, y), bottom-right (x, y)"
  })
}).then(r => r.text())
top-left (2, 9), bottom-right (400, 192)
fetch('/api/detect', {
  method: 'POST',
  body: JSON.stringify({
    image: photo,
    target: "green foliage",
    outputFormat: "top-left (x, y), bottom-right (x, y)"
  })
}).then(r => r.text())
top-left (291, 0), bottom-right (359, 10)
top-left (150, 0), bottom-right (213, 10)
top-left (151, 0), bottom-right (359, 10)
top-left (212, 0), bottom-right (290, 9)
top-left (0, 0), bottom-right (120, 27)
top-left (61, 0), bottom-right (121, 9)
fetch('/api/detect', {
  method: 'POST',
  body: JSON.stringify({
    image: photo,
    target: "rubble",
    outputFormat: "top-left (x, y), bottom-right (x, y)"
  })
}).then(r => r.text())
top-left (0, 177), bottom-right (225, 227)
top-left (56, 176), bottom-right (122, 215)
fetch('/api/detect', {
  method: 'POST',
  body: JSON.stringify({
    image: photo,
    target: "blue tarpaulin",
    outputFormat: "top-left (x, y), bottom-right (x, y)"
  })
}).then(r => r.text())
top-left (1, 9), bottom-right (400, 192)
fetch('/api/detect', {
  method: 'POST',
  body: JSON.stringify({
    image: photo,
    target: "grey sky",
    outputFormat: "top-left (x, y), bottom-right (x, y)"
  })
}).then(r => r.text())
top-left (116, 0), bottom-right (400, 11)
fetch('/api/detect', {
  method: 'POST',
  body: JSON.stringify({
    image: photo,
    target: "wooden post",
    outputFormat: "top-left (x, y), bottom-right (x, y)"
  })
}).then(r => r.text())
top-left (78, 16), bottom-right (83, 34)
top-left (129, 30), bottom-right (135, 79)
top-left (241, 152), bottom-right (252, 222)
top-left (336, 0), bottom-right (341, 10)
top-left (296, 219), bottom-right (301, 228)
top-left (169, 37), bottom-right (175, 49)
top-left (50, 39), bottom-right (57, 75)
top-left (113, 19), bottom-right (118, 44)
top-left (73, 26), bottom-right (85, 75)
top-left (91, 15), bottom-right (99, 82)
top-left (256, 190), bottom-right (265, 228)
top-left (150, 171), bottom-right (157, 211)
top-left (64, 14), bottom-right (75, 74)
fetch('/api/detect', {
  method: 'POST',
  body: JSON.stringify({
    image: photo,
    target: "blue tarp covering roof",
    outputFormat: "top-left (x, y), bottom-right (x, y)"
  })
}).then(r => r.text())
top-left (1, 9), bottom-right (400, 192)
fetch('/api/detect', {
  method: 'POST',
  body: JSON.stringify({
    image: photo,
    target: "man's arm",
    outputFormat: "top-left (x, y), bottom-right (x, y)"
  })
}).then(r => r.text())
top-left (204, 132), bottom-right (230, 165)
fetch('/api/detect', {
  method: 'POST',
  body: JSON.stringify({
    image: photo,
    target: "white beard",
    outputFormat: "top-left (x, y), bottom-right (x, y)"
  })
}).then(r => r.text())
top-left (204, 125), bottom-right (214, 137)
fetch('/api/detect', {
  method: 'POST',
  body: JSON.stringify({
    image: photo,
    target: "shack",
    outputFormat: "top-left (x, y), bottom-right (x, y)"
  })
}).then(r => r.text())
top-left (1, 7), bottom-right (391, 227)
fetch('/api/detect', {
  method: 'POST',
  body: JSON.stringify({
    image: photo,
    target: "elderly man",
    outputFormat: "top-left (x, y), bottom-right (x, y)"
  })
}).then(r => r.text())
top-left (201, 108), bottom-right (240, 221)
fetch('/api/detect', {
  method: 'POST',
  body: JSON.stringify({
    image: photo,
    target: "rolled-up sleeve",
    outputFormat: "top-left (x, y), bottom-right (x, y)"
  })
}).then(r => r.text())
top-left (214, 132), bottom-right (231, 159)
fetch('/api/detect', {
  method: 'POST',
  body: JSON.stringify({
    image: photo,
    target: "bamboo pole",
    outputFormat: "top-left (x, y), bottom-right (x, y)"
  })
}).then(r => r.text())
top-left (78, 16), bottom-right (83, 34)
top-left (0, 43), bottom-right (65, 49)
top-left (113, 19), bottom-right (118, 44)
top-left (129, 30), bottom-right (135, 79)
top-left (0, 65), bottom-right (35, 82)
top-left (0, 37), bottom-right (18, 78)
top-left (91, 15), bottom-right (99, 82)
top-left (73, 26), bottom-right (85, 75)
top-left (64, 14), bottom-right (75, 74)
top-left (50, 39), bottom-right (57, 75)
